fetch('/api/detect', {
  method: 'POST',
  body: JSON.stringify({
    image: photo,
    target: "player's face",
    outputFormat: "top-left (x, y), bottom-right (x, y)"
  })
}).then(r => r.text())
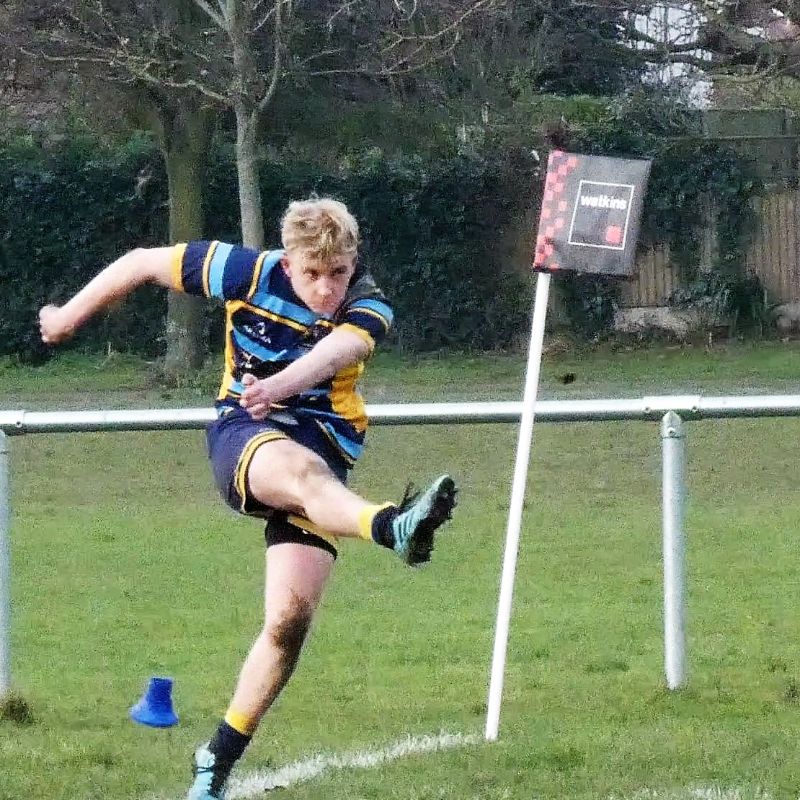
top-left (281, 250), bottom-right (356, 316)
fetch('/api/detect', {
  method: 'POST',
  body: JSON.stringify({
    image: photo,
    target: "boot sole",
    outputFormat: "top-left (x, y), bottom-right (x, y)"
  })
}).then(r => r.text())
top-left (405, 476), bottom-right (458, 566)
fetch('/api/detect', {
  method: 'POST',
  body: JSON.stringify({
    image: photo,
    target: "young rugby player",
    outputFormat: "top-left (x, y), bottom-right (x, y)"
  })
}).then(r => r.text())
top-left (38, 197), bottom-right (457, 800)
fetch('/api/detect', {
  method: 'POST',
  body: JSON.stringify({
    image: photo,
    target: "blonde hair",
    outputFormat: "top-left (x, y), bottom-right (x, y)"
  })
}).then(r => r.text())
top-left (281, 197), bottom-right (359, 259)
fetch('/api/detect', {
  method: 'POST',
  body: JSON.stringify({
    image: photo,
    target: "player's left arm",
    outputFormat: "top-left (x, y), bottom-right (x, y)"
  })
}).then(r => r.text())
top-left (239, 327), bottom-right (371, 419)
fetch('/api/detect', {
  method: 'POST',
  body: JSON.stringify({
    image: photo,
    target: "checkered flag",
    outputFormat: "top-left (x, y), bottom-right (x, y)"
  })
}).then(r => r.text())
top-left (533, 151), bottom-right (651, 277)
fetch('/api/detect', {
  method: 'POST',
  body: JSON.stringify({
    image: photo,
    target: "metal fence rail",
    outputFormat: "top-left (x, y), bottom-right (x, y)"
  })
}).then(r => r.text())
top-left (2, 394), bottom-right (800, 698)
top-left (3, 394), bottom-right (800, 434)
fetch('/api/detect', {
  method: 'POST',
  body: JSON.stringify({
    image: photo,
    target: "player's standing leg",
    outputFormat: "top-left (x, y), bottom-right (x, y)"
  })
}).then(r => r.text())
top-left (187, 542), bottom-right (334, 800)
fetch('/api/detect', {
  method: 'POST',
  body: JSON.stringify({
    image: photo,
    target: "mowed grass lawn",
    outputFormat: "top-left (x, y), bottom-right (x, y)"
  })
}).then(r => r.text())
top-left (1, 342), bottom-right (800, 800)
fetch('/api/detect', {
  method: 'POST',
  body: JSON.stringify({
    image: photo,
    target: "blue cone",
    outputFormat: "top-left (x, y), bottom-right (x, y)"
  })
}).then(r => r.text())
top-left (130, 676), bottom-right (179, 728)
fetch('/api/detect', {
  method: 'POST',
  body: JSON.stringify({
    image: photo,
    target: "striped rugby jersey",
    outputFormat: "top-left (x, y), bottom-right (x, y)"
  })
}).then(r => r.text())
top-left (171, 241), bottom-right (394, 464)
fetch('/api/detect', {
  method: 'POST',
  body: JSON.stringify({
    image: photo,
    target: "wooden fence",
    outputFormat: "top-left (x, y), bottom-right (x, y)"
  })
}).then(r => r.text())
top-left (623, 189), bottom-right (800, 307)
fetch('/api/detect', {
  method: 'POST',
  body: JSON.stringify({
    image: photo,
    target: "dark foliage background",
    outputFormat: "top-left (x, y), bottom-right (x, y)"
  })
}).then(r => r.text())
top-left (1, 93), bottom-right (762, 361)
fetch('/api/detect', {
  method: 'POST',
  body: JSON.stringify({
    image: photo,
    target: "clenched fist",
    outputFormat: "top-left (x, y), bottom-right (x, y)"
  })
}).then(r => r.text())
top-left (39, 305), bottom-right (75, 345)
top-left (239, 373), bottom-right (275, 420)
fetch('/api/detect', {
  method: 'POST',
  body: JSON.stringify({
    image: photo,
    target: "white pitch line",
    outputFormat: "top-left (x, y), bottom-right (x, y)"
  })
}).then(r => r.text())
top-left (226, 730), bottom-right (478, 799)
top-left (155, 737), bottom-right (777, 800)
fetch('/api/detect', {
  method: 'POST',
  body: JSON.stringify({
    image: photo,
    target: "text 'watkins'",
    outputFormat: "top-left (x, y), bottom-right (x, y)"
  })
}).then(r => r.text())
top-left (579, 194), bottom-right (628, 210)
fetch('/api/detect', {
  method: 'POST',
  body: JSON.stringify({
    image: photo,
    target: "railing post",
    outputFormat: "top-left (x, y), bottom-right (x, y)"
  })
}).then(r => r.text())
top-left (0, 430), bottom-right (10, 694)
top-left (661, 411), bottom-right (687, 689)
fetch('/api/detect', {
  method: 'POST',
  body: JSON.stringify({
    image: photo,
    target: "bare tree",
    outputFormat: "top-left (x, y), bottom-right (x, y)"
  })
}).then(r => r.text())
top-left (11, 1), bottom-right (509, 253)
top-left (182, 0), bottom-right (509, 248)
top-left (5, 0), bottom-right (511, 369)
top-left (3, 0), bottom-right (216, 380)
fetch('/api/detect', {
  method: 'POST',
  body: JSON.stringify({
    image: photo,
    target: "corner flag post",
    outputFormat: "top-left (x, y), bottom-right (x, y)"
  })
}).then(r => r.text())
top-left (485, 269), bottom-right (551, 741)
top-left (484, 151), bottom-right (651, 742)
top-left (0, 430), bottom-right (9, 694)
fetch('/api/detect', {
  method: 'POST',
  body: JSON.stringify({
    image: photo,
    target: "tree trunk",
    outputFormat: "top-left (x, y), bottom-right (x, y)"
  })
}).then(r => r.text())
top-left (160, 101), bottom-right (212, 383)
top-left (235, 104), bottom-right (266, 250)
top-left (228, 1), bottom-right (266, 250)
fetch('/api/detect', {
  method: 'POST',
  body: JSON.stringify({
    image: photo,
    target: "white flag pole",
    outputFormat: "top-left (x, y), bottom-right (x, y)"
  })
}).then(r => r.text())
top-left (485, 269), bottom-right (551, 741)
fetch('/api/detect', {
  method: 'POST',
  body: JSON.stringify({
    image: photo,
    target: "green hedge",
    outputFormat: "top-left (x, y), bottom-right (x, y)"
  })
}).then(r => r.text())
top-left (1, 97), bottom-right (761, 362)
top-left (0, 132), bottom-right (169, 364)
top-left (1, 133), bottom-right (536, 362)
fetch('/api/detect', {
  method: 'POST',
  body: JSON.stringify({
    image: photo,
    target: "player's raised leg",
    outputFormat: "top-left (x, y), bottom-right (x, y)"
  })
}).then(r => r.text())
top-left (245, 438), bottom-right (458, 565)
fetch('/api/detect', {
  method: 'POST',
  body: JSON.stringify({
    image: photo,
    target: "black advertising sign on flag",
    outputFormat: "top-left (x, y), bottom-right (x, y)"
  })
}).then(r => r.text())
top-left (533, 151), bottom-right (651, 277)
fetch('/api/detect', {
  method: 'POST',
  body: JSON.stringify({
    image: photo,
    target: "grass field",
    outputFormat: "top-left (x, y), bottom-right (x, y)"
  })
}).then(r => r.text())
top-left (1, 342), bottom-right (800, 800)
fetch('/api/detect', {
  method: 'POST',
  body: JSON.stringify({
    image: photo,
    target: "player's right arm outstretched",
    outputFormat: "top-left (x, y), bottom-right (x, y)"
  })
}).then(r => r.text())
top-left (39, 246), bottom-right (176, 344)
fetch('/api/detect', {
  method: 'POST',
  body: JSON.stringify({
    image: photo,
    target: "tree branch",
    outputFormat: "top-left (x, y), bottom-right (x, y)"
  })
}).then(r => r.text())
top-left (257, 0), bottom-right (284, 114)
top-left (306, 32), bottom-right (463, 78)
top-left (383, 0), bottom-right (500, 48)
top-left (295, 47), bottom-right (349, 68)
top-left (327, 0), bottom-right (361, 33)
top-left (633, 47), bottom-right (715, 68)
top-left (20, 43), bottom-right (230, 105)
top-left (192, 0), bottom-right (227, 31)
top-left (137, 71), bottom-right (230, 104)
top-left (393, 0), bottom-right (418, 22)
top-left (19, 46), bottom-right (115, 68)
top-left (253, 0), bottom-right (293, 35)
top-left (384, 31), bottom-right (463, 73)
top-left (252, 6), bottom-right (274, 34)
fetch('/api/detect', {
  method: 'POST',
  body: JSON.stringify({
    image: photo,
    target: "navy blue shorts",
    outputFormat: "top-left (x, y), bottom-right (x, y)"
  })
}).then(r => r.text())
top-left (206, 405), bottom-right (350, 557)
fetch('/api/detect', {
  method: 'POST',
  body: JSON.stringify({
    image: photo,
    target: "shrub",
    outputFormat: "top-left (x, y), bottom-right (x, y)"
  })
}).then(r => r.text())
top-left (3, 133), bottom-right (536, 360)
top-left (0, 130), bottom-right (167, 363)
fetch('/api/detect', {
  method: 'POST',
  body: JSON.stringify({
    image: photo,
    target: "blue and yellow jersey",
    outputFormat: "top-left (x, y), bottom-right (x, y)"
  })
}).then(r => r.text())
top-left (171, 241), bottom-right (394, 464)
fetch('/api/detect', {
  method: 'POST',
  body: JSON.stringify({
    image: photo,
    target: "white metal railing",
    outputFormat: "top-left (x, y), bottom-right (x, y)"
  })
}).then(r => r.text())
top-left (2, 395), bottom-right (800, 733)
top-left (4, 394), bottom-right (800, 434)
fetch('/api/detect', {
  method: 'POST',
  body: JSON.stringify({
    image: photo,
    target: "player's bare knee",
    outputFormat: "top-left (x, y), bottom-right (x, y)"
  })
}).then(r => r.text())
top-left (269, 597), bottom-right (313, 677)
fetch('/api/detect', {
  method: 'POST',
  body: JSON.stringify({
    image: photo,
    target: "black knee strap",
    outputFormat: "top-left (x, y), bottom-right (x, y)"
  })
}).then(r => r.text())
top-left (264, 512), bottom-right (338, 560)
